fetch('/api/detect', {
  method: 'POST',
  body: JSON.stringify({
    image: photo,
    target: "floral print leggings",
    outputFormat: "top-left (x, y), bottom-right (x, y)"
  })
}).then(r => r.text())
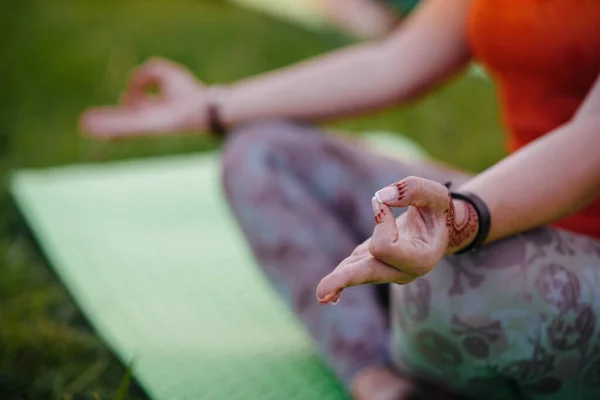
top-left (221, 120), bottom-right (600, 400)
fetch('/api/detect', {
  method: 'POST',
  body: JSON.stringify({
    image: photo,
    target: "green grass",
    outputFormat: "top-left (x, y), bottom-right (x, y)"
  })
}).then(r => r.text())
top-left (1, 0), bottom-right (505, 398)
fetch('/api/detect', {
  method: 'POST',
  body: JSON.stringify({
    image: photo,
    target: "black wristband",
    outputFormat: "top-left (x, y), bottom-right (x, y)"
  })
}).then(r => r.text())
top-left (444, 183), bottom-right (491, 254)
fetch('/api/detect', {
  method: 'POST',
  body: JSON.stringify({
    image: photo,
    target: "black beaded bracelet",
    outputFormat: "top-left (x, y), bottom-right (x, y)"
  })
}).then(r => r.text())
top-left (444, 182), bottom-right (492, 254)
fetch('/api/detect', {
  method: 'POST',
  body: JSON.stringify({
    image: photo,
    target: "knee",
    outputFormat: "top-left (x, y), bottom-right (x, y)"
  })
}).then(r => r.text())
top-left (220, 119), bottom-right (311, 194)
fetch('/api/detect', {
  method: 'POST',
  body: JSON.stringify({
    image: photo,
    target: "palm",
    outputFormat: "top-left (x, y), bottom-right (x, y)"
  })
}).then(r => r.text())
top-left (398, 207), bottom-right (446, 253)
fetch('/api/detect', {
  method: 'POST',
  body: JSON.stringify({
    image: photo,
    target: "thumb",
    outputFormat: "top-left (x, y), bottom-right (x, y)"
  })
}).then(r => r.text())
top-left (374, 176), bottom-right (450, 213)
top-left (371, 196), bottom-right (398, 240)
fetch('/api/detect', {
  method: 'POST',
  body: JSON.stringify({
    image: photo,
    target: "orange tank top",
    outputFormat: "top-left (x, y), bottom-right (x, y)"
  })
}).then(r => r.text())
top-left (468, 0), bottom-right (600, 240)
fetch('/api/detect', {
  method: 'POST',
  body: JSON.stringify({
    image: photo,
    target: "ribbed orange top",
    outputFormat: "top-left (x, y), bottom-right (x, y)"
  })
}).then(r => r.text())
top-left (468, 0), bottom-right (600, 239)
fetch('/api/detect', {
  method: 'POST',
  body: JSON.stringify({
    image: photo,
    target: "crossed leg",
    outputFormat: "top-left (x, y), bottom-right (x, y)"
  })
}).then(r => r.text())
top-left (221, 119), bottom-right (600, 399)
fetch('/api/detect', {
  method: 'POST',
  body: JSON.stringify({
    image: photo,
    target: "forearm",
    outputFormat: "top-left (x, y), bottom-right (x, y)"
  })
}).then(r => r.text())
top-left (221, 43), bottom-right (403, 126)
top-left (458, 117), bottom-right (600, 242)
top-left (220, 0), bottom-right (471, 127)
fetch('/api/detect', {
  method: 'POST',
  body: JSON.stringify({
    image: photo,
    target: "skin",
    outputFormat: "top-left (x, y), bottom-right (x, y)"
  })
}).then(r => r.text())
top-left (79, 0), bottom-right (600, 397)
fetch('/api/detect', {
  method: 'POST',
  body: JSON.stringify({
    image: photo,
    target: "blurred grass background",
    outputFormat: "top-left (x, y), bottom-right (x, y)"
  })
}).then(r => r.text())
top-left (1, 0), bottom-right (505, 398)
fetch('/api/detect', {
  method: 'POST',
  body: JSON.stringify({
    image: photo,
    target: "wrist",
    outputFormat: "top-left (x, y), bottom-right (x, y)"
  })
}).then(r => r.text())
top-left (445, 199), bottom-right (479, 255)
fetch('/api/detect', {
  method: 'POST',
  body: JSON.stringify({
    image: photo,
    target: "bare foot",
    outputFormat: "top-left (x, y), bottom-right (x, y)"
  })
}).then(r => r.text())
top-left (351, 366), bottom-right (462, 400)
top-left (351, 366), bottom-right (417, 400)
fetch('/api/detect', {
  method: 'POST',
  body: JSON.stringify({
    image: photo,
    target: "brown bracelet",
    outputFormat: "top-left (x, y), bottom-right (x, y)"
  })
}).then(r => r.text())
top-left (205, 86), bottom-right (228, 137)
top-left (207, 102), bottom-right (226, 137)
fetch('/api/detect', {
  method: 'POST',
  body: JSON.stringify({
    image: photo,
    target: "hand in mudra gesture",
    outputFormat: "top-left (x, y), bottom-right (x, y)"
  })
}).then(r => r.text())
top-left (80, 58), bottom-right (210, 138)
top-left (317, 176), bottom-right (478, 304)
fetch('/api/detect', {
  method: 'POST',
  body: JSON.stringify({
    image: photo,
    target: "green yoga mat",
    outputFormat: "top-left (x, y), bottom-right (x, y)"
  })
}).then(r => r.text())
top-left (10, 134), bottom-right (426, 399)
top-left (11, 154), bottom-right (347, 399)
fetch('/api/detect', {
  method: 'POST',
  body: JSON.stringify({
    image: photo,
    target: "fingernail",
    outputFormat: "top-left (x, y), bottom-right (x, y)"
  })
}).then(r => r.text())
top-left (331, 292), bottom-right (341, 305)
top-left (371, 196), bottom-right (381, 214)
top-left (375, 187), bottom-right (397, 203)
top-left (318, 292), bottom-right (334, 304)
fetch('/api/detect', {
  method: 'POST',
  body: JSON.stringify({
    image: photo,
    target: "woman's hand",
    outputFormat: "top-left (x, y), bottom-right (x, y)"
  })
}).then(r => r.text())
top-left (80, 58), bottom-right (210, 139)
top-left (316, 176), bottom-right (479, 305)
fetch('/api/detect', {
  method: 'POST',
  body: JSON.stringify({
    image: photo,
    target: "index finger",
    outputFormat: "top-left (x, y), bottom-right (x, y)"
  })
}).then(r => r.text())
top-left (79, 105), bottom-right (172, 139)
top-left (122, 59), bottom-right (178, 106)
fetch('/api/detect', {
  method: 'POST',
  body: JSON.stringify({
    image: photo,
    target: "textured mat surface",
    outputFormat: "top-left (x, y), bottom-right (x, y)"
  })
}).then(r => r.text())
top-left (10, 153), bottom-right (349, 400)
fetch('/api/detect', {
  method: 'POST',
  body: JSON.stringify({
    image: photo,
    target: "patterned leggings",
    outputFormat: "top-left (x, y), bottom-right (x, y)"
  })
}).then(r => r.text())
top-left (220, 120), bottom-right (600, 400)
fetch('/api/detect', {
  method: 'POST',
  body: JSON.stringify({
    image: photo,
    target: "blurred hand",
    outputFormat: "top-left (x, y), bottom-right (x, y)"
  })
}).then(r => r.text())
top-left (80, 58), bottom-right (209, 139)
top-left (316, 176), bottom-right (478, 304)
